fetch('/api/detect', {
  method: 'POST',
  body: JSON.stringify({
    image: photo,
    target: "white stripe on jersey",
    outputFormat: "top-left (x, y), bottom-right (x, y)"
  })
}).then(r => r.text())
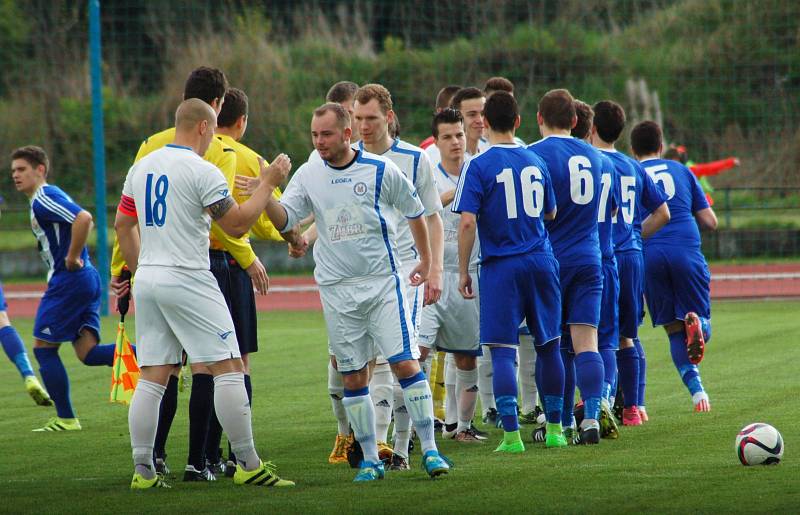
top-left (33, 190), bottom-right (77, 223)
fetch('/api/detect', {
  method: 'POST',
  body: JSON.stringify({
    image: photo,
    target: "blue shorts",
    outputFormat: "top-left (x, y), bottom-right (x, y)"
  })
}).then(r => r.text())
top-left (34, 267), bottom-right (101, 343)
top-left (480, 253), bottom-right (561, 347)
top-left (644, 245), bottom-right (711, 326)
top-left (598, 258), bottom-right (620, 351)
top-left (0, 281), bottom-right (7, 311)
top-left (616, 251), bottom-right (644, 339)
top-left (560, 263), bottom-right (602, 328)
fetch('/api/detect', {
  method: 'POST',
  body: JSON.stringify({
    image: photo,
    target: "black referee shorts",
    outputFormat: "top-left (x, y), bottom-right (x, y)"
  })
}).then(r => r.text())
top-left (226, 252), bottom-right (259, 355)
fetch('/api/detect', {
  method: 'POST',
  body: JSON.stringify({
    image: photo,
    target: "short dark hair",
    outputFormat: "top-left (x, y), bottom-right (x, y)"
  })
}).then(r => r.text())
top-left (483, 90), bottom-right (518, 133)
top-left (593, 100), bottom-right (626, 143)
top-left (435, 85), bottom-right (462, 111)
top-left (183, 66), bottom-right (228, 105)
top-left (217, 88), bottom-right (248, 128)
top-left (431, 108), bottom-right (463, 138)
top-left (571, 100), bottom-right (594, 140)
top-left (484, 76), bottom-right (514, 95)
top-left (630, 121), bottom-right (663, 157)
top-left (313, 102), bottom-right (350, 129)
top-left (326, 81), bottom-right (359, 104)
top-left (538, 89), bottom-right (575, 130)
top-left (11, 145), bottom-right (50, 176)
top-left (450, 87), bottom-right (484, 111)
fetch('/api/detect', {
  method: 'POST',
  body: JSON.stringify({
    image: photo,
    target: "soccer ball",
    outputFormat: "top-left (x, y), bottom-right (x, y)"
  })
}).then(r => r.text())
top-left (735, 423), bottom-right (784, 465)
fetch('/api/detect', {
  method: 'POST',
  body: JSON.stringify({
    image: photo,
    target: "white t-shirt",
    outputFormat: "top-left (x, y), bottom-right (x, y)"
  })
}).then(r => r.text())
top-left (425, 144), bottom-right (441, 168)
top-left (433, 162), bottom-right (480, 272)
top-left (358, 139), bottom-right (443, 266)
top-left (122, 144), bottom-right (229, 270)
top-left (280, 150), bottom-right (424, 285)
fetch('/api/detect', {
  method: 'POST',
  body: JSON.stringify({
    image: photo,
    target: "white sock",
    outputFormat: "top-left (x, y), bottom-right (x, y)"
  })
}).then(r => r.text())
top-left (392, 381), bottom-right (411, 458)
top-left (455, 367), bottom-right (479, 433)
top-left (402, 377), bottom-right (437, 454)
top-left (444, 354), bottom-right (458, 426)
top-left (328, 360), bottom-right (349, 435)
top-left (518, 335), bottom-right (538, 413)
top-left (477, 349), bottom-right (495, 414)
top-left (369, 363), bottom-right (393, 442)
top-left (129, 379), bottom-right (165, 479)
top-left (214, 373), bottom-right (260, 471)
top-left (342, 391), bottom-right (379, 463)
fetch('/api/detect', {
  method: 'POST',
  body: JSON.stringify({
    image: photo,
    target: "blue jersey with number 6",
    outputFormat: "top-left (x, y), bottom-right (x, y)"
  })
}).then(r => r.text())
top-left (452, 143), bottom-right (556, 261)
top-left (528, 135), bottom-right (603, 267)
top-left (121, 144), bottom-right (231, 271)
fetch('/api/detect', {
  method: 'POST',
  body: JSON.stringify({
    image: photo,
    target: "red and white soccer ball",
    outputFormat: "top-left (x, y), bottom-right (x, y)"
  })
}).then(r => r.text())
top-left (736, 423), bottom-right (784, 466)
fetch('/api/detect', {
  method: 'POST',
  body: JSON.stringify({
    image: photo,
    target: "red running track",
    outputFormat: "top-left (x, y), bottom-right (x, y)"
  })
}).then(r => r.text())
top-left (3, 264), bottom-right (800, 318)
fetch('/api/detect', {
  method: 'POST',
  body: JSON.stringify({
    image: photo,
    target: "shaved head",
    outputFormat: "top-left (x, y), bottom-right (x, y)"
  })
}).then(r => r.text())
top-left (175, 98), bottom-right (217, 132)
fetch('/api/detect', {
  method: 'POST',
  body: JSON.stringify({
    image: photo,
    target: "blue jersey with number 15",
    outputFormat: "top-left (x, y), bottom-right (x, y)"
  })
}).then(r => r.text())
top-left (528, 135), bottom-right (603, 267)
top-left (452, 143), bottom-right (556, 262)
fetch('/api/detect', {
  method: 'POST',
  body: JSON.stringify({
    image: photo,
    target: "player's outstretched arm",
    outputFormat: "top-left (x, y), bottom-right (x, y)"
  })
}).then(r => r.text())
top-left (114, 210), bottom-right (140, 274)
top-left (65, 210), bottom-right (93, 271)
top-left (694, 207), bottom-right (718, 231)
top-left (456, 212), bottom-right (477, 299)
top-left (408, 216), bottom-right (431, 287)
top-left (212, 155), bottom-right (291, 237)
top-left (424, 212), bottom-right (444, 305)
top-left (641, 202), bottom-right (671, 239)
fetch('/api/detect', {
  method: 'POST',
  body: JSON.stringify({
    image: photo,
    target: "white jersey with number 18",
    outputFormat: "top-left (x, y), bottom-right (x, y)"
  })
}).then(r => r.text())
top-left (121, 144), bottom-right (229, 271)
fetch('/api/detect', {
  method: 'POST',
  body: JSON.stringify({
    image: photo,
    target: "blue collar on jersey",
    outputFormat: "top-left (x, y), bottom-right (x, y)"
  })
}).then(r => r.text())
top-left (357, 138), bottom-right (400, 156)
top-left (166, 143), bottom-right (193, 151)
top-left (437, 162), bottom-right (462, 187)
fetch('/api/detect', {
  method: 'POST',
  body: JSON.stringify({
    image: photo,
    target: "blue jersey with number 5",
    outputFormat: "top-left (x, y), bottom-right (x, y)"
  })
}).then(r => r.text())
top-left (452, 143), bottom-right (555, 261)
top-left (528, 135), bottom-right (602, 267)
top-left (640, 158), bottom-right (709, 249)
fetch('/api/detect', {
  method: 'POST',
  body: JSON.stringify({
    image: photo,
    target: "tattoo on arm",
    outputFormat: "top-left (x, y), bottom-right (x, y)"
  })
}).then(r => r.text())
top-left (207, 196), bottom-right (235, 220)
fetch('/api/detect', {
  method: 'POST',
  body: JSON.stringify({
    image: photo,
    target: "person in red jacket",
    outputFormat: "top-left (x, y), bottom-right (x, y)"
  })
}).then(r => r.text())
top-left (663, 144), bottom-right (739, 206)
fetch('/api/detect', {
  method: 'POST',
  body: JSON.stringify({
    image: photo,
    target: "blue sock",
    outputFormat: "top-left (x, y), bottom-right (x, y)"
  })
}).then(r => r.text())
top-left (0, 326), bottom-right (34, 378)
top-left (599, 349), bottom-right (617, 403)
top-left (535, 338), bottom-right (564, 424)
top-left (490, 346), bottom-right (519, 432)
top-left (668, 331), bottom-right (704, 395)
top-left (700, 317), bottom-right (712, 343)
top-left (82, 343), bottom-right (115, 366)
top-left (616, 347), bottom-right (640, 408)
top-left (634, 338), bottom-right (646, 406)
top-left (560, 349), bottom-right (575, 427)
top-left (574, 351), bottom-right (604, 421)
top-left (34, 347), bottom-right (75, 418)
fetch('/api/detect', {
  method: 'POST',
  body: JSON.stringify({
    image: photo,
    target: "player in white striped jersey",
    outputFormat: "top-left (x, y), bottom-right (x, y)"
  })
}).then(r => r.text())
top-left (417, 108), bottom-right (485, 443)
top-left (116, 99), bottom-right (296, 489)
top-left (352, 84), bottom-right (444, 468)
top-left (263, 102), bottom-right (450, 482)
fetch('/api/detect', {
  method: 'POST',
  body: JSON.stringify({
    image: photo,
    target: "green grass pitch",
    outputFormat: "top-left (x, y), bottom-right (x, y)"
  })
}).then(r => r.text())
top-left (1, 300), bottom-right (798, 513)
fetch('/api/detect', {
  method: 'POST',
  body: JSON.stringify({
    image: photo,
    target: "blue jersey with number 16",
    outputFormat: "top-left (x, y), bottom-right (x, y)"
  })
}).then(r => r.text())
top-left (528, 135), bottom-right (603, 267)
top-left (452, 143), bottom-right (556, 262)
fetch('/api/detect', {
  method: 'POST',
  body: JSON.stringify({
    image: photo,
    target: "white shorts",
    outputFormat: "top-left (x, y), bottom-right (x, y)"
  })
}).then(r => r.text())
top-left (321, 274), bottom-right (416, 373)
top-left (371, 263), bottom-right (422, 365)
top-left (418, 270), bottom-right (480, 356)
top-left (133, 266), bottom-right (241, 367)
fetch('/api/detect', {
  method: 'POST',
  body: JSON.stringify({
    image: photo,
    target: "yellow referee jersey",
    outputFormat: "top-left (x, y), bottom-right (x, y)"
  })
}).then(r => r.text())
top-left (111, 128), bottom-right (258, 276)
top-left (216, 133), bottom-right (284, 242)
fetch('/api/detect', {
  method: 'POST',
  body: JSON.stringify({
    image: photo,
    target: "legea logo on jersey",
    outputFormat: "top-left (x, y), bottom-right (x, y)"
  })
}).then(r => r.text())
top-left (353, 182), bottom-right (367, 196)
top-left (331, 177), bottom-right (352, 185)
top-left (326, 206), bottom-right (366, 243)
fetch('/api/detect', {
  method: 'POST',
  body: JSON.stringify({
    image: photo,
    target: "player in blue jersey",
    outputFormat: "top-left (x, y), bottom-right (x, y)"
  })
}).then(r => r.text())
top-left (590, 101), bottom-right (670, 425)
top-left (631, 121), bottom-right (717, 413)
top-left (527, 89), bottom-right (607, 445)
top-left (0, 278), bottom-right (51, 405)
top-left (454, 91), bottom-right (567, 452)
top-left (11, 146), bottom-right (116, 431)
top-left (573, 101), bottom-right (621, 440)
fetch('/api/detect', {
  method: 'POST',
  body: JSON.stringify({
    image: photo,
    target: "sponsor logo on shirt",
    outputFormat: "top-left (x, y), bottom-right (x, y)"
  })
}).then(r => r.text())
top-left (326, 206), bottom-right (366, 243)
top-left (331, 177), bottom-right (352, 185)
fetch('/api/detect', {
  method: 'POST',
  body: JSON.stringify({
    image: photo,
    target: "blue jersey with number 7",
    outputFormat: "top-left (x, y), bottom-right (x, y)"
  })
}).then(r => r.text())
top-left (528, 135), bottom-right (603, 267)
top-left (452, 143), bottom-right (556, 262)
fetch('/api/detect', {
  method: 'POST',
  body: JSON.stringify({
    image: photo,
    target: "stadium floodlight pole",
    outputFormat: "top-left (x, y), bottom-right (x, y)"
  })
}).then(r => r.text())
top-left (89, 0), bottom-right (109, 315)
